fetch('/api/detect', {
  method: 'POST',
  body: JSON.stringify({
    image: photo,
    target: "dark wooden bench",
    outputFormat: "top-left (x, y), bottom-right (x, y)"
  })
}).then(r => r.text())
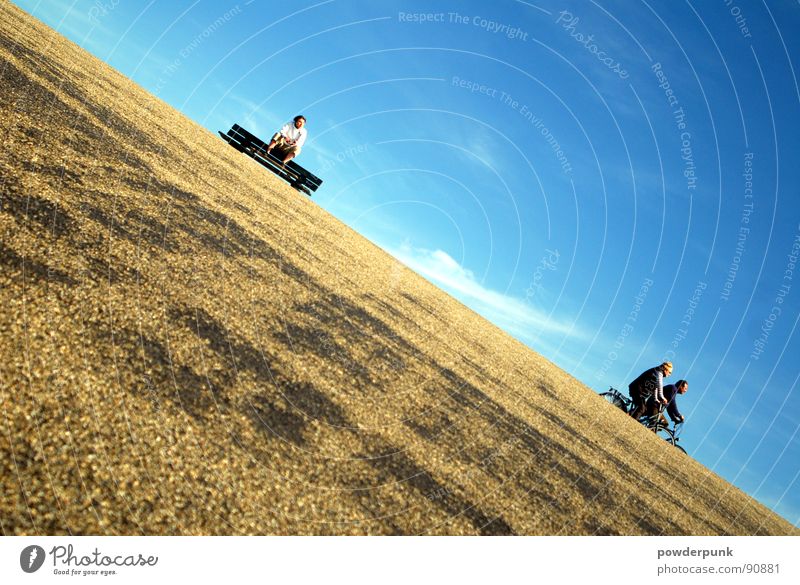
top-left (218, 123), bottom-right (323, 195)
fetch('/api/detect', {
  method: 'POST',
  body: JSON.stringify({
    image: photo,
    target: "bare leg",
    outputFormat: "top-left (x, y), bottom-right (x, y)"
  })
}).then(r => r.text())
top-left (266, 139), bottom-right (277, 154)
top-left (282, 152), bottom-right (295, 164)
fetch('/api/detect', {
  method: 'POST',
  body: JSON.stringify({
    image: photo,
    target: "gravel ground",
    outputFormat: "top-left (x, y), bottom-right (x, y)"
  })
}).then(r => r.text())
top-left (0, 2), bottom-right (796, 535)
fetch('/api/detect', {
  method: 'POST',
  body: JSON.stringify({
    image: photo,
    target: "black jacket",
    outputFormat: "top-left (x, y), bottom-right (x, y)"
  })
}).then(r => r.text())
top-left (662, 384), bottom-right (684, 422)
top-left (628, 367), bottom-right (662, 398)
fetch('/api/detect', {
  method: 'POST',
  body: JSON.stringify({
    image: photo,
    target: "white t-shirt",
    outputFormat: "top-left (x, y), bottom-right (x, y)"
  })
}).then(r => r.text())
top-left (280, 121), bottom-right (307, 148)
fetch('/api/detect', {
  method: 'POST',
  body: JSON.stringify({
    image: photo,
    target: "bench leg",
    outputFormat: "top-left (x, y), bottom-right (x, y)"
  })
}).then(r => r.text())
top-left (290, 180), bottom-right (311, 196)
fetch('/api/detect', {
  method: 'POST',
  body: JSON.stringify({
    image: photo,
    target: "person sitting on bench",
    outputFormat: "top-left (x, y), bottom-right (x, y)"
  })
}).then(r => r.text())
top-left (266, 115), bottom-right (307, 164)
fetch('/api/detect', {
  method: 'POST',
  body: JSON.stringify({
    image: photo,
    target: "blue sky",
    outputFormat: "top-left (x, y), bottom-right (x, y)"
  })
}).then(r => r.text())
top-left (14, 0), bottom-right (800, 526)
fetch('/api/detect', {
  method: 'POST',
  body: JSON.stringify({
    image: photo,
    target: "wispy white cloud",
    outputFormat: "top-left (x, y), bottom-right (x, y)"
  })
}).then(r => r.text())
top-left (448, 124), bottom-right (509, 178)
top-left (22, 0), bottom-right (118, 53)
top-left (388, 243), bottom-right (585, 344)
top-left (212, 91), bottom-right (286, 137)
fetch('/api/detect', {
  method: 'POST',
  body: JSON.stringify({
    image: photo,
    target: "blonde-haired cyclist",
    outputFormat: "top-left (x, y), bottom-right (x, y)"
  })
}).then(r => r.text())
top-left (628, 361), bottom-right (673, 420)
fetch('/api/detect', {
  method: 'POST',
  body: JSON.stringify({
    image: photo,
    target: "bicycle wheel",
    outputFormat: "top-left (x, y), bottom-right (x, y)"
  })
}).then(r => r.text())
top-left (675, 444), bottom-right (687, 454)
top-left (599, 390), bottom-right (629, 413)
top-left (654, 424), bottom-right (676, 446)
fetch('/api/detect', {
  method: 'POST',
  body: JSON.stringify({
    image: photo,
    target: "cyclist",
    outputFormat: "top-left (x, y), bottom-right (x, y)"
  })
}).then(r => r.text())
top-left (628, 361), bottom-right (673, 420)
top-left (661, 379), bottom-right (688, 424)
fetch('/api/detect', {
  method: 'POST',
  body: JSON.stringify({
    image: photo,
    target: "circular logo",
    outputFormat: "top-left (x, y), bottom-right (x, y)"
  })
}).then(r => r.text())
top-left (20, 545), bottom-right (46, 573)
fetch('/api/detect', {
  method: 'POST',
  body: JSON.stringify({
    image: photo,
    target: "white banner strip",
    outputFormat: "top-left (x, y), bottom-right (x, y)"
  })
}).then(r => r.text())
top-left (2, 536), bottom-right (798, 584)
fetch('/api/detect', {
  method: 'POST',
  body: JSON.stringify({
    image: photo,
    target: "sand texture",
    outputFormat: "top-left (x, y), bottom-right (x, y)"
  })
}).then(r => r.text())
top-left (0, 2), bottom-right (796, 535)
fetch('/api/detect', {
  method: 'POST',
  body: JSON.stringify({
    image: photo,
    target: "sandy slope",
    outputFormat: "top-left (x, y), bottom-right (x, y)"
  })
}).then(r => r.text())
top-left (0, 2), bottom-right (795, 535)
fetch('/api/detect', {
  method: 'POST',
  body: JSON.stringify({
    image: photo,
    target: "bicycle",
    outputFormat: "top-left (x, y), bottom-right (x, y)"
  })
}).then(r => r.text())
top-left (670, 420), bottom-right (687, 454)
top-left (599, 387), bottom-right (687, 453)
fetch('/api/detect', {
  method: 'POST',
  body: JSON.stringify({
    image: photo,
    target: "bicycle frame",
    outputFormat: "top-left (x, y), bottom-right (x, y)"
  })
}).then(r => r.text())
top-left (599, 388), bottom-right (686, 452)
top-left (671, 421), bottom-right (687, 454)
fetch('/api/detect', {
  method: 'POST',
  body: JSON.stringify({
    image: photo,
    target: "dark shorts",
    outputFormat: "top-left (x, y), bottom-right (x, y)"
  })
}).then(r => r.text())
top-left (271, 133), bottom-right (301, 155)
